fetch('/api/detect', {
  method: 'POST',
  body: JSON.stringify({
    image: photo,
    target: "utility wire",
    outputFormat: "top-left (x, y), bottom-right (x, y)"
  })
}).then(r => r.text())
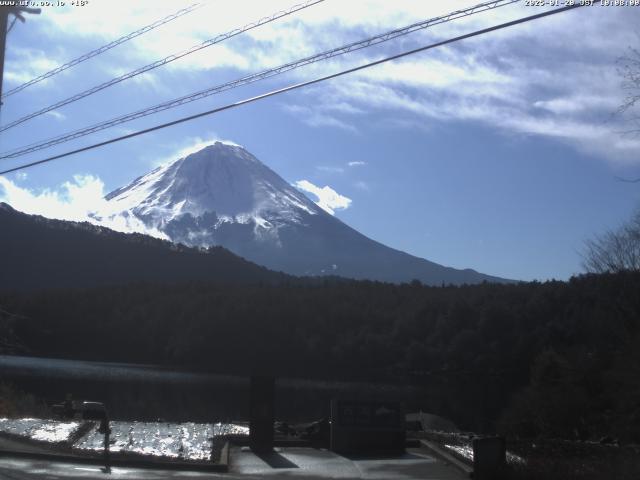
top-left (0, 0), bottom-right (519, 158)
top-left (0, 0), bottom-right (325, 132)
top-left (0, 3), bottom-right (587, 176)
top-left (2, 3), bottom-right (202, 100)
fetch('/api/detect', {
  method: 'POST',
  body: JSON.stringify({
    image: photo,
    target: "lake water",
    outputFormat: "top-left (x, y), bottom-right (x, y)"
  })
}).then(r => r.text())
top-left (1, 355), bottom-right (432, 422)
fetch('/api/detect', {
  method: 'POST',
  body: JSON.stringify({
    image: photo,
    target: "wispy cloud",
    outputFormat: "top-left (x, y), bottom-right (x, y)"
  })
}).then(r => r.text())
top-left (317, 165), bottom-right (345, 174)
top-left (44, 110), bottom-right (66, 121)
top-left (294, 179), bottom-right (352, 215)
top-left (7, 0), bottom-right (638, 165)
top-left (354, 180), bottom-right (370, 191)
top-left (280, 6), bottom-right (639, 164)
top-left (323, 102), bottom-right (366, 115)
top-left (283, 104), bottom-right (357, 132)
top-left (4, 47), bottom-right (60, 86)
top-left (301, 44), bottom-right (640, 163)
top-left (348, 161), bottom-right (366, 167)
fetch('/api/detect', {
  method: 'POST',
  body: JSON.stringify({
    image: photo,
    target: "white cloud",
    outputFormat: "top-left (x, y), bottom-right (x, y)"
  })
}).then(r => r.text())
top-left (42, 1), bottom-right (190, 40)
top-left (533, 95), bottom-right (619, 115)
top-left (44, 110), bottom-right (66, 121)
top-left (0, 175), bottom-right (168, 239)
top-left (358, 54), bottom-right (513, 92)
top-left (39, 0), bottom-right (502, 44)
top-left (317, 166), bottom-right (345, 174)
top-left (323, 102), bottom-right (366, 115)
top-left (35, 0), bottom-right (487, 67)
top-left (9, 0), bottom-right (639, 165)
top-left (103, 66), bottom-right (165, 92)
top-left (304, 45), bottom-right (640, 163)
top-left (294, 179), bottom-right (352, 215)
top-left (326, 80), bottom-right (433, 116)
top-left (0, 174), bottom-right (105, 222)
top-left (274, 5), bottom-right (638, 164)
top-left (4, 47), bottom-right (60, 86)
top-left (159, 43), bottom-right (252, 73)
top-left (348, 161), bottom-right (366, 167)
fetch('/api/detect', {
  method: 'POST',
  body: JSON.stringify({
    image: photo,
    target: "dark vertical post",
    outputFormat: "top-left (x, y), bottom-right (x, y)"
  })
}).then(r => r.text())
top-left (0, 7), bottom-right (9, 105)
top-left (472, 436), bottom-right (506, 480)
top-left (249, 375), bottom-right (274, 453)
top-left (99, 416), bottom-right (111, 473)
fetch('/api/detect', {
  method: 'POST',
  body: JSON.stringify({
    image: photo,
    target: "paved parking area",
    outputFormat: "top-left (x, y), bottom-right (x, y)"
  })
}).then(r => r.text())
top-left (0, 447), bottom-right (466, 479)
top-left (230, 446), bottom-right (466, 479)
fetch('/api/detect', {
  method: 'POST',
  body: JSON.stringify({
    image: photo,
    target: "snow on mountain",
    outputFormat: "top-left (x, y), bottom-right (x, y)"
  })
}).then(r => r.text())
top-left (93, 141), bottom-right (511, 285)
top-left (93, 141), bottom-right (320, 245)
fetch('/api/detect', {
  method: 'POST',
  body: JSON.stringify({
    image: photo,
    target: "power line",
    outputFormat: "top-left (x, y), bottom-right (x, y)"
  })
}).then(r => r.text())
top-left (1, 3), bottom-right (202, 100)
top-left (0, 0), bottom-right (325, 132)
top-left (0, 3), bottom-right (587, 177)
top-left (0, 0), bottom-right (520, 159)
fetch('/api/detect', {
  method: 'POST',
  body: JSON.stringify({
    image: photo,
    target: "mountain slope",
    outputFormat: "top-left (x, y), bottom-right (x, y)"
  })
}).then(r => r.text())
top-left (0, 202), bottom-right (288, 291)
top-left (95, 142), bottom-right (511, 285)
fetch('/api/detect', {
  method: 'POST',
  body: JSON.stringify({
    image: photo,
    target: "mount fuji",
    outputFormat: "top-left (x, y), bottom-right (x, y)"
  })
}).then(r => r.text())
top-left (93, 141), bottom-right (509, 285)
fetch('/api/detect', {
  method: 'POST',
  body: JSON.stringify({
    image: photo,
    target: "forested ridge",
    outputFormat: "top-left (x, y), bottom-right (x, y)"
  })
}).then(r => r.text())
top-left (2, 271), bottom-right (639, 442)
top-left (0, 202), bottom-right (289, 290)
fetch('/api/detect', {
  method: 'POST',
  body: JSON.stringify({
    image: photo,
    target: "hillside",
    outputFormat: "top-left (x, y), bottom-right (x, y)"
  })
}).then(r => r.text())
top-left (0, 202), bottom-right (289, 291)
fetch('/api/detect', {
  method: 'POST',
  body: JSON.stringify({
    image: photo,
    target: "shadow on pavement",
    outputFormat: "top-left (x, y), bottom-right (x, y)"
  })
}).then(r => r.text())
top-left (341, 452), bottom-right (423, 461)
top-left (254, 451), bottom-right (299, 469)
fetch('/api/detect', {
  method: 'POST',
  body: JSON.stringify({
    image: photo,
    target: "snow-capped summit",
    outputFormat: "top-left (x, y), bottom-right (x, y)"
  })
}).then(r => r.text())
top-left (95, 142), bottom-right (509, 285)
top-left (99, 142), bottom-right (320, 233)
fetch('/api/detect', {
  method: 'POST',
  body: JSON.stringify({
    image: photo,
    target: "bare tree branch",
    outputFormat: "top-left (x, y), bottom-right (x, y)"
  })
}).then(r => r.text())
top-left (583, 209), bottom-right (640, 273)
top-left (617, 46), bottom-right (640, 119)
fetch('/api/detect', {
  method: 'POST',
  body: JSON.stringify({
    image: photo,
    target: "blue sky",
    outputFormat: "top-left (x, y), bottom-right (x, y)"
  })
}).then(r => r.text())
top-left (1, 0), bottom-right (640, 281)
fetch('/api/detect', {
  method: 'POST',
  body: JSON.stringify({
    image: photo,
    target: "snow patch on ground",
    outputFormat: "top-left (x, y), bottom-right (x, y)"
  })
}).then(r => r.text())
top-left (0, 418), bottom-right (81, 443)
top-left (0, 418), bottom-right (249, 462)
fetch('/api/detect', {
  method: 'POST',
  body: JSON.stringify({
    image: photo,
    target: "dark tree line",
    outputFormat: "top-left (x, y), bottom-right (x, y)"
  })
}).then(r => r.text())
top-left (2, 271), bottom-right (640, 442)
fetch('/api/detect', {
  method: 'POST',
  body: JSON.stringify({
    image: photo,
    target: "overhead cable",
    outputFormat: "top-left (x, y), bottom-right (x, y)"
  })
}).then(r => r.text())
top-left (0, 0), bottom-right (519, 158)
top-left (0, 0), bottom-right (325, 131)
top-left (0, 3), bottom-right (587, 176)
top-left (2, 3), bottom-right (203, 99)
